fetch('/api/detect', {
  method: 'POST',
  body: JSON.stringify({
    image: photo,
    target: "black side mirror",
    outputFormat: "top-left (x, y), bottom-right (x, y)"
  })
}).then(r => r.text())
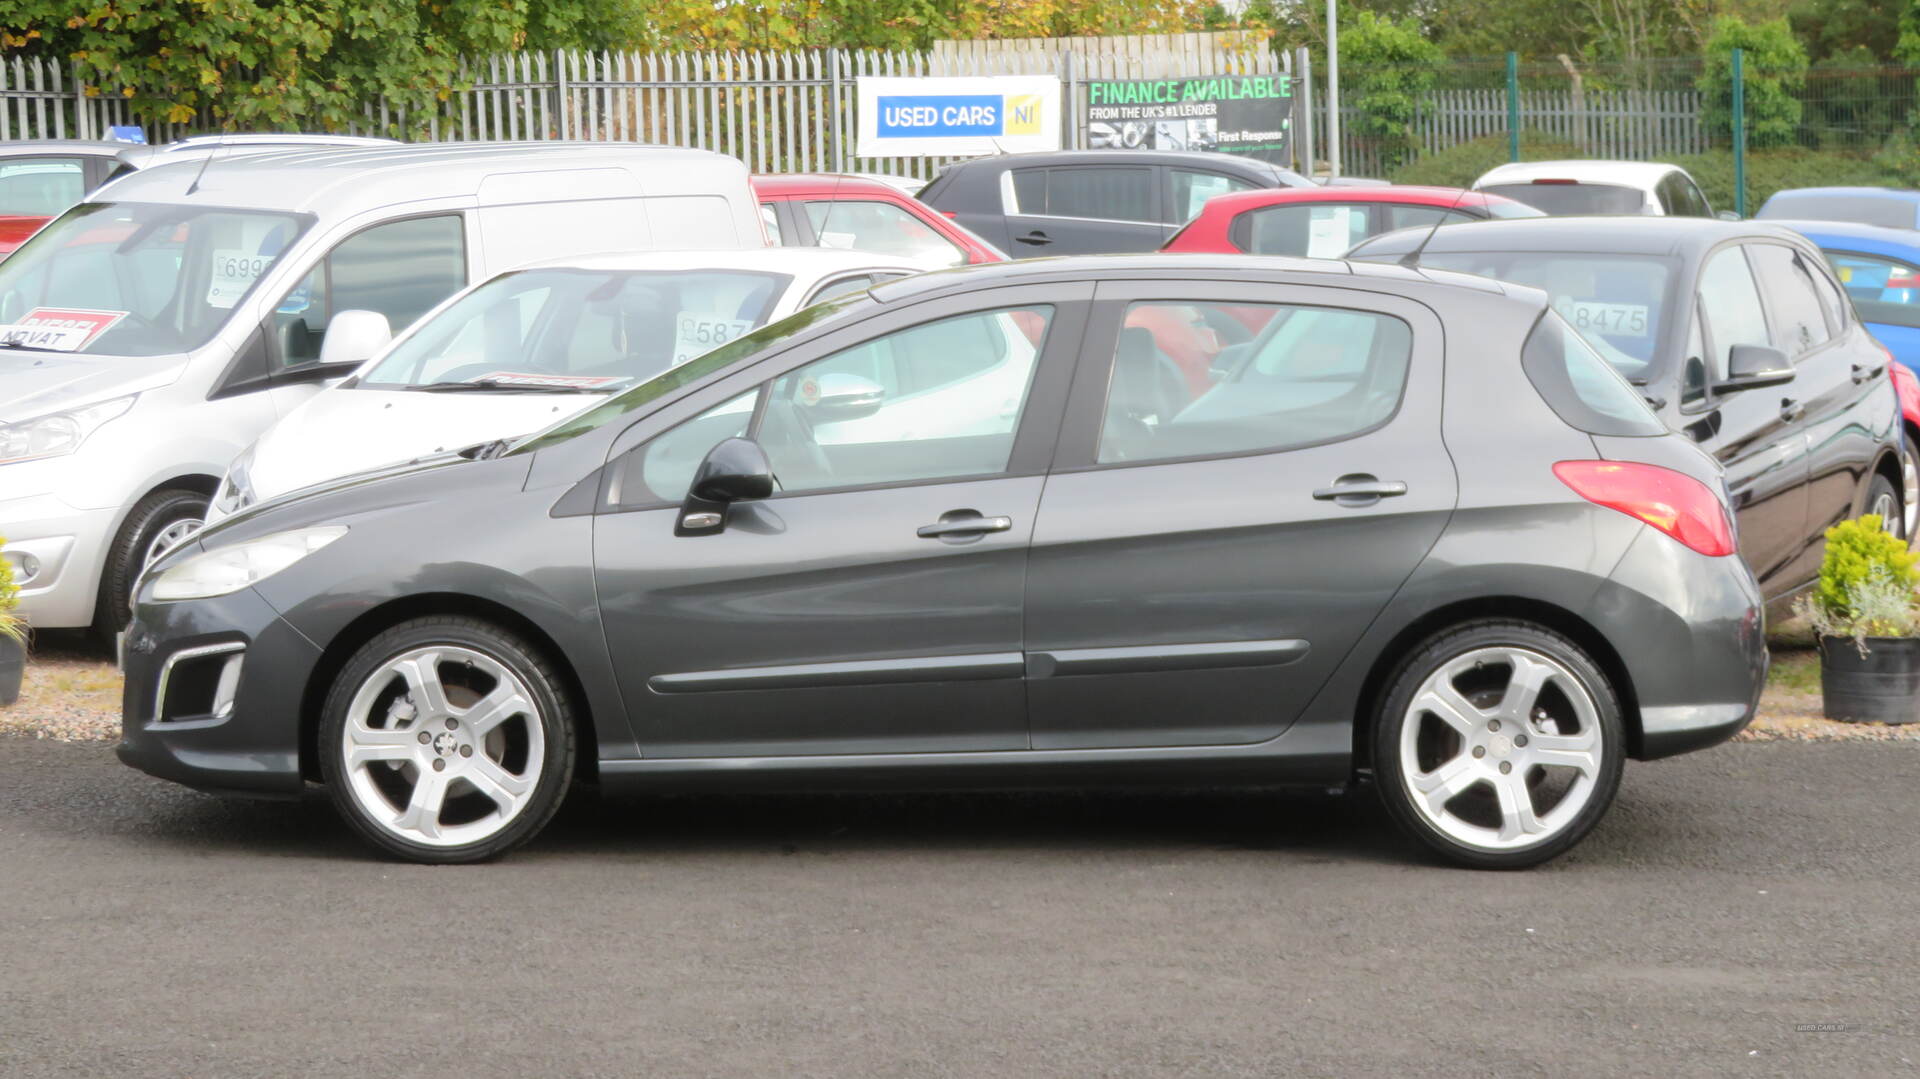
top-left (678, 437), bottom-right (773, 536)
top-left (1714, 344), bottom-right (1795, 393)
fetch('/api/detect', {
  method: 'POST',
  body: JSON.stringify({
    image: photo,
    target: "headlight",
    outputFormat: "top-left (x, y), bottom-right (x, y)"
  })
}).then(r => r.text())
top-left (149, 525), bottom-right (347, 601)
top-left (214, 442), bottom-right (258, 516)
top-left (0, 395), bottom-right (137, 465)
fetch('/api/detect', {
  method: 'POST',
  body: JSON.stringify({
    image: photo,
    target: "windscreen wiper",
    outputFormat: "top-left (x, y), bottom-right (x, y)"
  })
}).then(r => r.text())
top-left (407, 378), bottom-right (596, 394)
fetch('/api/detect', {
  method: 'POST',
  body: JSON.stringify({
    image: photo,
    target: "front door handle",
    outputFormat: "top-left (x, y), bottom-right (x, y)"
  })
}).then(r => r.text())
top-left (1780, 398), bottom-right (1806, 423)
top-left (1312, 474), bottom-right (1409, 508)
top-left (917, 511), bottom-right (1013, 539)
top-left (1853, 362), bottom-right (1885, 384)
top-left (1015, 231), bottom-right (1052, 246)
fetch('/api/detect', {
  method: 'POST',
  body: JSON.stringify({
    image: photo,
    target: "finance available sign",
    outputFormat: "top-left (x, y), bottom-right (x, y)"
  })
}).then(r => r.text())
top-left (857, 76), bottom-right (1062, 157)
top-left (1084, 74), bottom-right (1294, 165)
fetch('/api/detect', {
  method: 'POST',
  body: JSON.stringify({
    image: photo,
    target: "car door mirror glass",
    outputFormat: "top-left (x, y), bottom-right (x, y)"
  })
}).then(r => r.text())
top-left (1716, 210), bottom-right (1740, 222)
top-left (797, 372), bottom-right (885, 422)
top-left (317, 308), bottom-right (391, 368)
top-left (1715, 343), bottom-right (1794, 392)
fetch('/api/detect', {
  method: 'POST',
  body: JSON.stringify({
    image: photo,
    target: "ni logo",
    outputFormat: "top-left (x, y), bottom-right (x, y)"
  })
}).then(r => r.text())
top-left (1004, 95), bottom-right (1042, 135)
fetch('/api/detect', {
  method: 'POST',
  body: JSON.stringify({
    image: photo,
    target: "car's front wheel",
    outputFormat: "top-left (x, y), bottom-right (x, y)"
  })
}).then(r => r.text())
top-left (319, 617), bottom-right (576, 863)
top-left (1372, 620), bottom-right (1625, 869)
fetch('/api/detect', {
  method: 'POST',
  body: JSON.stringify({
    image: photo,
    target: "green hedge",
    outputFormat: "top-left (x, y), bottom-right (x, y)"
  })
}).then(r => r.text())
top-left (1386, 130), bottom-right (1920, 214)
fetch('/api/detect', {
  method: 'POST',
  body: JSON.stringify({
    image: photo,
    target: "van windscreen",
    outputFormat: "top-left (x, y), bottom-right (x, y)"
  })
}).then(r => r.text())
top-left (0, 202), bottom-right (310, 357)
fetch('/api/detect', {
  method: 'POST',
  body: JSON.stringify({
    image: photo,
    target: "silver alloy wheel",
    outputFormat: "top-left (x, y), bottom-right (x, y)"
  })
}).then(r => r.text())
top-left (1873, 487), bottom-right (1901, 537)
top-left (1903, 446), bottom-right (1918, 539)
top-left (142, 518), bottom-right (202, 571)
top-left (1398, 645), bottom-right (1604, 852)
top-left (339, 645), bottom-right (546, 848)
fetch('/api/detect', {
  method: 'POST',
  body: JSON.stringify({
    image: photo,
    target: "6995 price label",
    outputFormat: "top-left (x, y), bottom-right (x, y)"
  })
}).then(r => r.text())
top-left (206, 248), bottom-right (275, 310)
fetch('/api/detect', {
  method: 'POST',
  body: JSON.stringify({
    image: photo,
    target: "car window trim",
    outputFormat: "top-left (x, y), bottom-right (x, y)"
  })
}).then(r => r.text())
top-left (1049, 279), bottom-right (1438, 475)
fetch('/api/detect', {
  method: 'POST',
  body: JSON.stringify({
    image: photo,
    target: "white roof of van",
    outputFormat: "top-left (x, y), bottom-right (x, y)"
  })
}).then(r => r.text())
top-left (1473, 159), bottom-right (1687, 191)
top-left (94, 142), bottom-right (743, 217)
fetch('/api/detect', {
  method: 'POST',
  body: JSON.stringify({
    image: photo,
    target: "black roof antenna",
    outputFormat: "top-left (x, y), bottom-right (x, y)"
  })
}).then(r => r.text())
top-left (1397, 183), bottom-right (1475, 269)
top-left (184, 135), bottom-right (231, 196)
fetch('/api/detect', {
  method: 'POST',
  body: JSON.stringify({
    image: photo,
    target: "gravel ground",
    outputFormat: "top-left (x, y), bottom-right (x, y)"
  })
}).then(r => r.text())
top-left (8, 630), bottom-right (1920, 744)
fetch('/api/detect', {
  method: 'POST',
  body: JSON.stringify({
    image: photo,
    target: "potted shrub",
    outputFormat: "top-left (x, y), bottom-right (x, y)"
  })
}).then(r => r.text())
top-left (0, 536), bottom-right (24, 707)
top-left (1798, 515), bottom-right (1920, 724)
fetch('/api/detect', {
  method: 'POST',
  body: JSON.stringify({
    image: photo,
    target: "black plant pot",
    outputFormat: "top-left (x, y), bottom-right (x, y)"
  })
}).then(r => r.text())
top-left (1819, 635), bottom-right (1920, 724)
top-left (0, 634), bottom-right (22, 708)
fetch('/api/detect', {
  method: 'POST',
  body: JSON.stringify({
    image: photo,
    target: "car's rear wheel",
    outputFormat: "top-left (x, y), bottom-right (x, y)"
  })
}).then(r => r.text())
top-left (95, 487), bottom-right (207, 638)
top-left (1868, 470), bottom-right (1905, 541)
top-left (1372, 620), bottom-right (1625, 869)
top-left (319, 617), bottom-right (576, 863)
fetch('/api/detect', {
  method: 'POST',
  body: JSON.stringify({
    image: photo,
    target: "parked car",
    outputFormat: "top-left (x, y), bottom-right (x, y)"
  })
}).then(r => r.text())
top-left (207, 248), bottom-right (933, 521)
top-left (753, 174), bottom-right (1003, 266)
top-left (0, 142), bottom-right (763, 637)
top-left (0, 134), bottom-right (398, 258)
top-left (1755, 187), bottom-right (1920, 231)
top-left (1472, 160), bottom-right (1719, 218)
top-left (919, 150), bottom-right (1312, 256)
top-left (1348, 217), bottom-right (1904, 600)
top-left (120, 253), bottom-right (1764, 869)
top-left (1163, 185), bottom-right (1543, 258)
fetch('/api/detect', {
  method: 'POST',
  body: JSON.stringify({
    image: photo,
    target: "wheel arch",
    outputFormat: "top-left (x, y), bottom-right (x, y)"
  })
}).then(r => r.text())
top-left (1350, 595), bottom-right (1644, 768)
top-left (298, 592), bottom-right (600, 785)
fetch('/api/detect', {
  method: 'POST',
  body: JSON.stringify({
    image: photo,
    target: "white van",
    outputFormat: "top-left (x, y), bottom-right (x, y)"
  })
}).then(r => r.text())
top-left (0, 142), bottom-right (764, 634)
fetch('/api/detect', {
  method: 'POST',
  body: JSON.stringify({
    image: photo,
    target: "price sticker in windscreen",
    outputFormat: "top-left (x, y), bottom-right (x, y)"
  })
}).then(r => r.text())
top-left (673, 313), bottom-right (755, 365)
top-left (1557, 299), bottom-right (1650, 336)
top-left (207, 249), bottom-right (275, 309)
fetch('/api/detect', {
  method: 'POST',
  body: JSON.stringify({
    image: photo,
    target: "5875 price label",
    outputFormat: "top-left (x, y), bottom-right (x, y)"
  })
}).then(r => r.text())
top-left (673, 314), bottom-right (755, 365)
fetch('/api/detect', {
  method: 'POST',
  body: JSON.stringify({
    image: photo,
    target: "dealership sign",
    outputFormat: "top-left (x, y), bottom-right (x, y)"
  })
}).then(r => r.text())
top-left (857, 76), bottom-right (1062, 157)
top-left (1084, 75), bottom-right (1294, 165)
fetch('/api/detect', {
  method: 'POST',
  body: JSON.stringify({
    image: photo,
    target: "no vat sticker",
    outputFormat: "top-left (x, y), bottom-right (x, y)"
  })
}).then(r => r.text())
top-left (0, 307), bottom-right (127, 352)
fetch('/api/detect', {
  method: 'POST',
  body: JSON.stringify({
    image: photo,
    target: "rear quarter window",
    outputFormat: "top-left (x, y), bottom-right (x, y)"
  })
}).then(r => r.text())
top-left (1522, 311), bottom-right (1666, 437)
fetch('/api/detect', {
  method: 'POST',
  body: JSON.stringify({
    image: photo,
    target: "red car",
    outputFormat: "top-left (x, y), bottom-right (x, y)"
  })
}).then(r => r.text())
top-left (1892, 360), bottom-right (1920, 538)
top-left (753, 174), bottom-right (1004, 267)
top-left (1163, 185), bottom-right (1544, 258)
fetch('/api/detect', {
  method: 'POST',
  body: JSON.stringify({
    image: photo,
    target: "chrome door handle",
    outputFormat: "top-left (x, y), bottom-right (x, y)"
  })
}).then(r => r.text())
top-left (917, 514), bottom-right (1012, 538)
top-left (1312, 475), bottom-right (1408, 508)
top-left (1780, 398), bottom-right (1805, 422)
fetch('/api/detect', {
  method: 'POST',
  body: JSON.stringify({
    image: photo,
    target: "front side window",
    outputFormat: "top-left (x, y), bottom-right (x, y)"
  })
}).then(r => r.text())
top-left (1019, 168), bottom-right (1157, 224)
top-left (1748, 244), bottom-right (1832, 357)
top-left (0, 158), bottom-right (87, 216)
top-left (273, 214), bottom-right (466, 369)
top-left (359, 268), bottom-right (791, 390)
top-left (1097, 300), bottom-right (1411, 465)
top-left (1825, 250), bottom-right (1920, 329)
top-left (1172, 170), bottom-right (1253, 223)
top-left (762, 305), bottom-right (1051, 492)
top-left (803, 200), bottom-right (963, 266)
top-left (1697, 246), bottom-right (1774, 381)
top-left (0, 201), bottom-right (307, 357)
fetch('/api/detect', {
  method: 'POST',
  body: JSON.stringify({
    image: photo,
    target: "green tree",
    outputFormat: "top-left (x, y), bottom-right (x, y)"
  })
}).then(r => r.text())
top-left (0, 0), bottom-right (622, 135)
top-left (1341, 11), bottom-right (1444, 170)
top-left (1698, 16), bottom-right (1809, 148)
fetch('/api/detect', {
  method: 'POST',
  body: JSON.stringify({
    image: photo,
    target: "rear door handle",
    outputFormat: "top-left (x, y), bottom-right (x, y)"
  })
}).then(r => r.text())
top-left (1312, 475), bottom-right (1408, 508)
top-left (1015, 231), bottom-right (1052, 246)
top-left (917, 512), bottom-right (1012, 539)
top-left (1853, 362), bottom-right (1885, 384)
top-left (1780, 398), bottom-right (1805, 423)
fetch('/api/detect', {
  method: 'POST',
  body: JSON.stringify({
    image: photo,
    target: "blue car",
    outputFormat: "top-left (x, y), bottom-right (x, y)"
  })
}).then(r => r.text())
top-left (1770, 218), bottom-right (1920, 372)
top-left (1757, 187), bottom-right (1920, 231)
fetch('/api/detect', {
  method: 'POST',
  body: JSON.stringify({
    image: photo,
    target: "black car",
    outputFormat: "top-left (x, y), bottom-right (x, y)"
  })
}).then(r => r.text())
top-left (919, 150), bottom-right (1312, 257)
top-left (121, 255), bottom-right (1765, 869)
top-left (1349, 218), bottom-right (1906, 601)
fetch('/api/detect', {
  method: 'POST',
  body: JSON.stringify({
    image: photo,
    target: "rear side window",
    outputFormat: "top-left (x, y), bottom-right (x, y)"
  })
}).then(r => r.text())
top-left (1013, 167), bottom-right (1156, 224)
top-left (1171, 170), bottom-right (1253, 223)
top-left (1234, 204), bottom-right (1370, 258)
top-left (1748, 244), bottom-right (1832, 357)
top-left (0, 158), bottom-right (87, 215)
top-left (1522, 311), bottom-right (1665, 437)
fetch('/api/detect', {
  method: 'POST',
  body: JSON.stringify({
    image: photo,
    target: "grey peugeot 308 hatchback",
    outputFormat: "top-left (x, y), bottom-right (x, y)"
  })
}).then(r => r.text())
top-left (118, 255), bottom-right (1767, 869)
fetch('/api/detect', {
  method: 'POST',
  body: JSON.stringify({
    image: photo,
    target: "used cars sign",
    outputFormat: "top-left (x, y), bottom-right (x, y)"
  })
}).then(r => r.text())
top-left (857, 76), bottom-right (1061, 157)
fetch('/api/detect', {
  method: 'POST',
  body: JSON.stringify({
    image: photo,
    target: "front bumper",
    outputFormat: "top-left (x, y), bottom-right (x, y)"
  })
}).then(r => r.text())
top-left (116, 586), bottom-right (319, 798)
top-left (1587, 528), bottom-right (1768, 760)
top-left (0, 491), bottom-right (116, 630)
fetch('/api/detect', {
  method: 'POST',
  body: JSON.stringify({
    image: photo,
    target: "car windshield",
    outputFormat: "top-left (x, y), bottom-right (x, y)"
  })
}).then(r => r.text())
top-left (1480, 182), bottom-right (1646, 216)
top-left (0, 201), bottom-right (309, 357)
top-left (357, 267), bottom-right (793, 391)
top-left (1406, 251), bottom-right (1675, 380)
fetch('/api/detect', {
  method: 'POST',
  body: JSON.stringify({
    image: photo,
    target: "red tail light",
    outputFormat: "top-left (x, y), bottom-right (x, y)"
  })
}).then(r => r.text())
top-left (940, 210), bottom-right (959, 219)
top-left (1553, 460), bottom-right (1736, 557)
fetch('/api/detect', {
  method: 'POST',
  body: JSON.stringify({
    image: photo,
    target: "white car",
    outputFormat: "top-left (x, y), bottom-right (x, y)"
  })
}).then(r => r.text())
top-left (1472, 160), bottom-right (1721, 218)
top-left (209, 248), bottom-right (934, 520)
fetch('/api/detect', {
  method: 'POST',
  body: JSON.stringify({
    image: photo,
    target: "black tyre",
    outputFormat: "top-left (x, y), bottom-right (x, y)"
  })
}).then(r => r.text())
top-left (95, 487), bottom-right (208, 637)
top-left (1371, 620), bottom-right (1625, 869)
top-left (318, 617), bottom-right (577, 864)
top-left (1866, 471), bottom-right (1904, 541)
